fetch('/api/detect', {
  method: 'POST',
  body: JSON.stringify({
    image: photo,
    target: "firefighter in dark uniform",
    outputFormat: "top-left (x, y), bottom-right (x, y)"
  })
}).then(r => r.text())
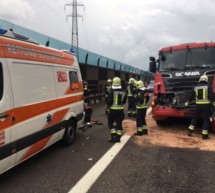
top-left (83, 81), bottom-right (93, 126)
top-left (107, 77), bottom-right (127, 143)
top-left (127, 78), bottom-right (137, 117)
top-left (186, 75), bottom-right (214, 139)
top-left (135, 80), bottom-right (149, 135)
top-left (104, 79), bottom-right (112, 115)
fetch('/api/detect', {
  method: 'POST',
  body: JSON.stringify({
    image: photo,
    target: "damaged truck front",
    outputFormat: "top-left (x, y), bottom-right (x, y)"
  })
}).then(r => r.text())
top-left (149, 42), bottom-right (215, 132)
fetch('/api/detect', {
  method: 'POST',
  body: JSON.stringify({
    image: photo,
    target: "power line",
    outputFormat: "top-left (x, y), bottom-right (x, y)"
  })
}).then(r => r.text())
top-left (43, 0), bottom-right (66, 22)
top-left (64, 0), bottom-right (84, 60)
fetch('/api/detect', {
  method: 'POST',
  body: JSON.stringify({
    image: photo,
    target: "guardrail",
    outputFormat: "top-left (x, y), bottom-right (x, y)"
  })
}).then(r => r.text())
top-left (86, 93), bottom-right (105, 104)
top-left (85, 81), bottom-right (128, 105)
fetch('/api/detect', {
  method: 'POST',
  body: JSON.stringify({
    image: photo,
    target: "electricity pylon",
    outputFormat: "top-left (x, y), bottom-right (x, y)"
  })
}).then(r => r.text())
top-left (64, 0), bottom-right (84, 60)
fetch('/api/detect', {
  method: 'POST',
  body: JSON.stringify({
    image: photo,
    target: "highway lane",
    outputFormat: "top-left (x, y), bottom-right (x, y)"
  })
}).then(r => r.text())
top-left (0, 102), bottom-right (113, 193)
top-left (1, 100), bottom-right (215, 193)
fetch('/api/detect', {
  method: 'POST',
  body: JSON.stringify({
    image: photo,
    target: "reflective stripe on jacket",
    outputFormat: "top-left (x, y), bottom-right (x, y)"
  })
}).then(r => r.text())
top-left (136, 90), bottom-right (149, 109)
top-left (194, 85), bottom-right (211, 104)
top-left (108, 89), bottom-right (127, 110)
top-left (127, 84), bottom-right (137, 97)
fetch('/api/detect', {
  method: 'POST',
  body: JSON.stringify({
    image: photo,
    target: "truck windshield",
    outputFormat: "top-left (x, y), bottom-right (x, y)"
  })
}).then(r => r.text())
top-left (159, 47), bottom-right (215, 72)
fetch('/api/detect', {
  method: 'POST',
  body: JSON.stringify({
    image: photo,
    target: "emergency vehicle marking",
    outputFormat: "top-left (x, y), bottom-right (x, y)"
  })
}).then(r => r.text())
top-left (19, 108), bottom-right (69, 162)
top-left (0, 130), bottom-right (5, 146)
top-left (0, 38), bottom-right (74, 66)
top-left (0, 120), bottom-right (68, 161)
top-left (0, 94), bottom-right (83, 131)
top-left (65, 82), bottom-right (83, 95)
top-left (57, 71), bottom-right (67, 82)
top-left (7, 44), bottom-right (61, 62)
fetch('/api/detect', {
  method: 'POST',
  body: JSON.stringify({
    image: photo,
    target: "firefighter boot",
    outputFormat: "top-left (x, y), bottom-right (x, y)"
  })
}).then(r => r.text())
top-left (109, 134), bottom-right (117, 143)
top-left (127, 111), bottom-right (132, 117)
top-left (142, 125), bottom-right (148, 135)
top-left (142, 129), bottom-right (148, 135)
top-left (135, 128), bottom-right (143, 136)
top-left (115, 134), bottom-right (121, 143)
top-left (188, 125), bottom-right (194, 137)
top-left (202, 130), bottom-right (209, 140)
top-left (187, 129), bottom-right (193, 137)
top-left (202, 134), bottom-right (209, 140)
top-left (132, 111), bottom-right (136, 118)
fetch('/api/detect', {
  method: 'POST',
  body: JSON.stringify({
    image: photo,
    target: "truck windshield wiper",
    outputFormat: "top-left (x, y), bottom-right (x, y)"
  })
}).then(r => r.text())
top-left (161, 67), bottom-right (182, 71)
top-left (184, 65), bottom-right (211, 69)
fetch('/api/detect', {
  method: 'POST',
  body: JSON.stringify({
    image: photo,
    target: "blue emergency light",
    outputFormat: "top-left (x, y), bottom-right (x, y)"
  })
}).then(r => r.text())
top-left (70, 49), bottom-right (76, 54)
top-left (0, 29), bottom-right (7, 35)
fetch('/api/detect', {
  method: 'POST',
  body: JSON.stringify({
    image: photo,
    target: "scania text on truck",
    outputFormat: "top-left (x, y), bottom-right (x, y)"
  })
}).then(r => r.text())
top-left (149, 42), bottom-right (215, 131)
top-left (0, 29), bottom-right (84, 174)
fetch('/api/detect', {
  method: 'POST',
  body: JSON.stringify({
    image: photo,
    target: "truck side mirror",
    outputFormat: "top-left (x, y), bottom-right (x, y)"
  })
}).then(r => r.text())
top-left (149, 57), bottom-right (156, 73)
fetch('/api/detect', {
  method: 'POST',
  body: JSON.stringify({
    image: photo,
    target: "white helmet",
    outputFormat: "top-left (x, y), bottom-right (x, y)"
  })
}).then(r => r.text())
top-left (199, 75), bottom-right (208, 82)
top-left (107, 79), bottom-right (112, 83)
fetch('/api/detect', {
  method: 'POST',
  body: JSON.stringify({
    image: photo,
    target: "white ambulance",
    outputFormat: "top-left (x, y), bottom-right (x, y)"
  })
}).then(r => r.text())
top-left (0, 29), bottom-right (84, 174)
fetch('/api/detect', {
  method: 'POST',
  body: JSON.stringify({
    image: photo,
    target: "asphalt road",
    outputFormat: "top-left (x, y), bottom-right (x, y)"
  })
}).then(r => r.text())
top-left (0, 101), bottom-right (215, 193)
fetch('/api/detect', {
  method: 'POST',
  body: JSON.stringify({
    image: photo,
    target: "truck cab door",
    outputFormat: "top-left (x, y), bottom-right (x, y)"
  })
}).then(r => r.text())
top-left (0, 59), bottom-right (14, 174)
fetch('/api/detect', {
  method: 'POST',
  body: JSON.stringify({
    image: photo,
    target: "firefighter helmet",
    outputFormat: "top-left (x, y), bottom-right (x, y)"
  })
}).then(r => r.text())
top-left (107, 79), bottom-right (112, 83)
top-left (134, 79), bottom-right (138, 86)
top-left (129, 78), bottom-right (135, 84)
top-left (199, 75), bottom-right (208, 82)
top-left (83, 81), bottom-right (88, 87)
top-left (137, 80), bottom-right (144, 89)
top-left (112, 77), bottom-right (121, 86)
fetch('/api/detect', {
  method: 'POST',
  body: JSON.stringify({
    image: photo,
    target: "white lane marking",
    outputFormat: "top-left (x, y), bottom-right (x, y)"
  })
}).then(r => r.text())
top-left (147, 106), bottom-right (152, 115)
top-left (68, 135), bottom-right (131, 193)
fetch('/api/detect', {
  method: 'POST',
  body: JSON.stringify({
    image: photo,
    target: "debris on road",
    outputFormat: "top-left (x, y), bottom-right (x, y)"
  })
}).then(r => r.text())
top-left (122, 115), bottom-right (215, 151)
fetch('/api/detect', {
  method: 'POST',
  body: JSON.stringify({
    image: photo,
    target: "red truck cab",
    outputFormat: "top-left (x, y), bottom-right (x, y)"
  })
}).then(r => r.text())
top-left (149, 42), bottom-right (215, 132)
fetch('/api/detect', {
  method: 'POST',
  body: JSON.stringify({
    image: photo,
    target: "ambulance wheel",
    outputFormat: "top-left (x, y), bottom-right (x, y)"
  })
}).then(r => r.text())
top-left (62, 120), bottom-right (76, 145)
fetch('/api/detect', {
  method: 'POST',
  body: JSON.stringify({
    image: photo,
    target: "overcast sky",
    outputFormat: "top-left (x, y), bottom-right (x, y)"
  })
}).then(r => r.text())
top-left (1, 0), bottom-right (215, 70)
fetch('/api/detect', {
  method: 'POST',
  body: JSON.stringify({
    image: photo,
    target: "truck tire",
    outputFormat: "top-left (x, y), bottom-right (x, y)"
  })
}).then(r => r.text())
top-left (156, 119), bottom-right (168, 126)
top-left (156, 117), bottom-right (175, 126)
top-left (62, 120), bottom-right (76, 146)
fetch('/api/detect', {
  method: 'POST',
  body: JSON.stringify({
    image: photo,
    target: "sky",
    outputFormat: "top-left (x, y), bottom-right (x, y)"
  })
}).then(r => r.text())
top-left (1, 0), bottom-right (215, 70)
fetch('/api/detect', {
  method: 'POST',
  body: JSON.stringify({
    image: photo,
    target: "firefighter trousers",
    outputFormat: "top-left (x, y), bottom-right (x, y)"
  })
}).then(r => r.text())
top-left (190, 104), bottom-right (211, 132)
top-left (136, 108), bottom-right (147, 128)
top-left (128, 96), bottom-right (136, 114)
top-left (84, 107), bottom-right (93, 123)
top-left (108, 109), bottom-right (125, 135)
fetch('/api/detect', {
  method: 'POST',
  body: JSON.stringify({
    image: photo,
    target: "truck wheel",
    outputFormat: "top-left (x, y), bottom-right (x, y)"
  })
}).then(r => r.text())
top-left (62, 120), bottom-right (76, 146)
top-left (156, 120), bottom-right (168, 126)
top-left (156, 117), bottom-right (177, 126)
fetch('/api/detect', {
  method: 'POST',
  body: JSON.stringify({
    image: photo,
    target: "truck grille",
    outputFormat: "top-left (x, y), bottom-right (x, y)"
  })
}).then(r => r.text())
top-left (164, 77), bottom-right (199, 92)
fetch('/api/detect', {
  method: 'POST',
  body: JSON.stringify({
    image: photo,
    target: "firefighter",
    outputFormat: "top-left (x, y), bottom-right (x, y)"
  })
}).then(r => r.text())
top-left (127, 78), bottom-right (137, 117)
top-left (104, 79), bottom-right (112, 115)
top-left (135, 80), bottom-right (149, 135)
top-left (107, 77), bottom-right (127, 143)
top-left (186, 75), bottom-right (214, 139)
top-left (83, 81), bottom-right (93, 126)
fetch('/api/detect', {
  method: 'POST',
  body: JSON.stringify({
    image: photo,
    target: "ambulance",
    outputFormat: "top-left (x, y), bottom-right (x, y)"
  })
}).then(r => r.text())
top-left (0, 29), bottom-right (84, 174)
